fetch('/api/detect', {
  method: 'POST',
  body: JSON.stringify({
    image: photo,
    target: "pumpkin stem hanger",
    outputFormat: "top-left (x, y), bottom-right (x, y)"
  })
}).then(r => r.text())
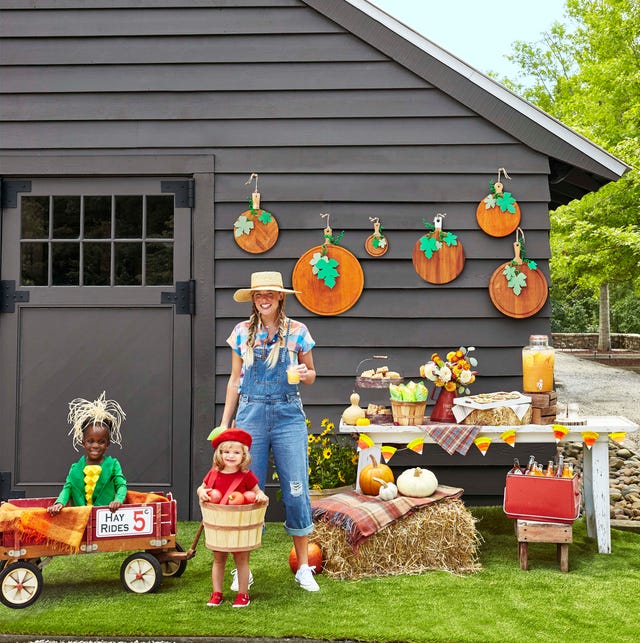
top-left (418, 213), bottom-right (459, 259)
top-left (233, 172), bottom-right (279, 253)
top-left (364, 217), bottom-right (389, 257)
top-left (503, 228), bottom-right (538, 296)
top-left (476, 167), bottom-right (521, 237)
top-left (309, 213), bottom-right (345, 289)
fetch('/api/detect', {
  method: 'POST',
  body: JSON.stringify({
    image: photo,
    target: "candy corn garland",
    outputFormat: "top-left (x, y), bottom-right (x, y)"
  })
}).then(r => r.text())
top-left (608, 432), bottom-right (626, 445)
top-left (552, 424), bottom-right (570, 442)
top-left (380, 445), bottom-right (397, 463)
top-left (581, 431), bottom-right (599, 449)
top-left (500, 429), bottom-right (516, 447)
top-left (474, 436), bottom-right (492, 455)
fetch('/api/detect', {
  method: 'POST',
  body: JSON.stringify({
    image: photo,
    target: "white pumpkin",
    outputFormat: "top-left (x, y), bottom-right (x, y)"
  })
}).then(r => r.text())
top-left (396, 467), bottom-right (438, 497)
top-left (373, 477), bottom-right (398, 501)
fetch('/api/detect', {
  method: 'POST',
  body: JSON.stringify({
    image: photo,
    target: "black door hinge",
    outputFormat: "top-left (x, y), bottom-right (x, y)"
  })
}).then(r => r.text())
top-left (161, 280), bottom-right (195, 315)
top-left (0, 280), bottom-right (30, 313)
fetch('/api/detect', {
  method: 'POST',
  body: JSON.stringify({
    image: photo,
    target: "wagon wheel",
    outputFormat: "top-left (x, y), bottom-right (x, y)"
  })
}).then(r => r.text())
top-left (120, 553), bottom-right (162, 594)
top-left (0, 561), bottom-right (43, 608)
top-left (155, 542), bottom-right (187, 578)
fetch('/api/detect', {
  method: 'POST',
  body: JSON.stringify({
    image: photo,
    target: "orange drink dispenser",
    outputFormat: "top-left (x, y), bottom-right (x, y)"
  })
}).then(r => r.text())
top-left (522, 334), bottom-right (555, 392)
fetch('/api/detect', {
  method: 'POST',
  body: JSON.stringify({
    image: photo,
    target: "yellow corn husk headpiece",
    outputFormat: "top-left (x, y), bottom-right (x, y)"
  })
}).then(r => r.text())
top-left (67, 391), bottom-right (126, 451)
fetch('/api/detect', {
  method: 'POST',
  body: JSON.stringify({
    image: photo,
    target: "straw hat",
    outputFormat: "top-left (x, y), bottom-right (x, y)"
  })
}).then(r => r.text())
top-left (233, 271), bottom-right (299, 302)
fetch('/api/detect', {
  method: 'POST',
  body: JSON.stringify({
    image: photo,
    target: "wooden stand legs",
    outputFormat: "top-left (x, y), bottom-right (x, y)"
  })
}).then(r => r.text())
top-left (516, 520), bottom-right (572, 572)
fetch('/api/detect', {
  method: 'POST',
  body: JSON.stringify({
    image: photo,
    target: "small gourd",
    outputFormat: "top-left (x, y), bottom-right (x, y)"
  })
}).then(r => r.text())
top-left (359, 454), bottom-right (394, 495)
top-left (396, 467), bottom-right (438, 498)
top-left (373, 477), bottom-right (398, 501)
top-left (342, 392), bottom-right (366, 425)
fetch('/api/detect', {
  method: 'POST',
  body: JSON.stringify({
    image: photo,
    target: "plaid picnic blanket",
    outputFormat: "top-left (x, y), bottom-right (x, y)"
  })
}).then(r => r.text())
top-left (422, 423), bottom-right (481, 455)
top-left (311, 486), bottom-right (464, 552)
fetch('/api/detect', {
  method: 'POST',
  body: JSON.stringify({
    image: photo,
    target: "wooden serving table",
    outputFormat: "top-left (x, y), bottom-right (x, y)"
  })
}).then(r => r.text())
top-left (340, 416), bottom-right (639, 554)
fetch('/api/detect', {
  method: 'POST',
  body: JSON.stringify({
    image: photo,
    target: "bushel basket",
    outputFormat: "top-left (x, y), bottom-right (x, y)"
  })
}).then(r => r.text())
top-left (200, 500), bottom-right (268, 552)
top-left (391, 400), bottom-right (427, 426)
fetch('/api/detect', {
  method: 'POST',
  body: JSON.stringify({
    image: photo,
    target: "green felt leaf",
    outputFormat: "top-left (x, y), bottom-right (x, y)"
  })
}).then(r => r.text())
top-left (503, 265), bottom-right (528, 295)
top-left (419, 235), bottom-right (440, 259)
top-left (316, 256), bottom-right (340, 288)
top-left (422, 219), bottom-right (436, 231)
top-left (483, 194), bottom-right (497, 209)
top-left (258, 210), bottom-right (273, 224)
top-left (496, 191), bottom-right (517, 213)
top-left (442, 231), bottom-right (458, 247)
top-left (373, 236), bottom-right (387, 249)
top-left (234, 216), bottom-right (254, 237)
top-left (527, 259), bottom-right (538, 270)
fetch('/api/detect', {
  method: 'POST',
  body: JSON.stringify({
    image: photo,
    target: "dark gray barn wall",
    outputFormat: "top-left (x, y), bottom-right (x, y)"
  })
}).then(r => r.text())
top-left (0, 1), bottom-right (553, 498)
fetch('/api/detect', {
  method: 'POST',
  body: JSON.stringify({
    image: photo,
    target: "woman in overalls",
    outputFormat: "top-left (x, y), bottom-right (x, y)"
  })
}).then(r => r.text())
top-left (219, 271), bottom-right (319, 592)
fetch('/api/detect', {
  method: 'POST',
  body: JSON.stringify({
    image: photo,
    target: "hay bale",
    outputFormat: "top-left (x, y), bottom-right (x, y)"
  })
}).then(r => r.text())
top-left (311, 498), bottom-right (481, 579)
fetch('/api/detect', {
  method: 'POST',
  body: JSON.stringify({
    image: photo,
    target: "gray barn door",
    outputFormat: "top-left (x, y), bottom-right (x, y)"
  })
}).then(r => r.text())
top-left (0, 177), bottom-right (192, 510)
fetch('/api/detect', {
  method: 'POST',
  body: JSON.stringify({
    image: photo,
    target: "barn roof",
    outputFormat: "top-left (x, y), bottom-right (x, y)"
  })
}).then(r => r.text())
top-left (306, 0), bottom-right (630, 208)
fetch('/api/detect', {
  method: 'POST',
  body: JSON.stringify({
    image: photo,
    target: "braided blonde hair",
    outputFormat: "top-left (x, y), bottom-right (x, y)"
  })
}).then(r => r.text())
top-left (243, 298), bottom-right (287, 369)
top-left (67, 392), bottom-right (126, 451)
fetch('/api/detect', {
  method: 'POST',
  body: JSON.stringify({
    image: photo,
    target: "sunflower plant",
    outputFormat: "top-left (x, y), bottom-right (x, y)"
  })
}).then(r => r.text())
top-left (306, 418), bottom-right (358, 491)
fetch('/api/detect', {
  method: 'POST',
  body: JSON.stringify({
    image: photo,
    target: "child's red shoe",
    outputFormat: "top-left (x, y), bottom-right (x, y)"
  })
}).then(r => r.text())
top-left (232, 592), bottom-right (250, 608)
top-left (207, 591), bottom-right (223, 607)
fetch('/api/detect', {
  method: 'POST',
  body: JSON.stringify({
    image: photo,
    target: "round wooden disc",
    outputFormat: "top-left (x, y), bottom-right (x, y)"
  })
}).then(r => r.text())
top-left (292, 245), bottom-right (364, 316)
top-left (234, 209), bottom-right (279, 254)
top-left (412, 234), bottom-right (465, 284)
top-left (364, 234), bottom-right (389, 257)
top-left (476, 202), bottom-right (521, 238)
top-left (488, 262), bottom-right (549, 318)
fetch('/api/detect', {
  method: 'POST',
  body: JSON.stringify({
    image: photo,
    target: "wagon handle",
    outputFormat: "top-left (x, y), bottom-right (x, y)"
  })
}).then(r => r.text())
top-left (184, 521), bottom-right (205, 558)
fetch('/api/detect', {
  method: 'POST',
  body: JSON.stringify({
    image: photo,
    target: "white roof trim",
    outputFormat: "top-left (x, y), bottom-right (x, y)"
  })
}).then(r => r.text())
top-left (347, 0), bottom-right (628, 178)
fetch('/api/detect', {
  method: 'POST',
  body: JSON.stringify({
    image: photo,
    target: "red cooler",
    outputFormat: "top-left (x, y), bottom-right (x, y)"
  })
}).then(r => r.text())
top-left (503, 474), bottom-right (581, 523)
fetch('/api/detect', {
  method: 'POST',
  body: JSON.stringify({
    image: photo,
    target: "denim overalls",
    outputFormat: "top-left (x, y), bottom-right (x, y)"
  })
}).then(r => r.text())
top-left (235, 322), bottom-right (313, 536)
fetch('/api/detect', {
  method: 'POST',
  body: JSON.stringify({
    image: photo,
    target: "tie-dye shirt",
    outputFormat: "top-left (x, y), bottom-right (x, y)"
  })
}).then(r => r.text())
top-left (227, 318), bottom-right (315, 360)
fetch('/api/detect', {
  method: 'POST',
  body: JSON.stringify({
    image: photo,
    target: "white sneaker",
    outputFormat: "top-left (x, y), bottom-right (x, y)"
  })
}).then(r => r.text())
top-left (230, 568), bottom-right (254, 592)
top-left (295, 564), bottom-right (319, 592)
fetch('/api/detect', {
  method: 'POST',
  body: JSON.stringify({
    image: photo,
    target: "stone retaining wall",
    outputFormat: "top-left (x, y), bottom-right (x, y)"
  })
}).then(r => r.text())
top-left (553, 333), bottom-right (640, 351)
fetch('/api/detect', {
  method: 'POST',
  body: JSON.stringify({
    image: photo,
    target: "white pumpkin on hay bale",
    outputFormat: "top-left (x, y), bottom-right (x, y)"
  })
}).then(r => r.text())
top-left (310, 490), bottom-right (481, 580)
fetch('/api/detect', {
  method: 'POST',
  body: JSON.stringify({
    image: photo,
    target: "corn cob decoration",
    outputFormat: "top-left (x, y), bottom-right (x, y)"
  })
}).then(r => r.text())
top-left (83, 465), bottom-right (102, 505)
top-left (67, 391), bottom-right (125, 451)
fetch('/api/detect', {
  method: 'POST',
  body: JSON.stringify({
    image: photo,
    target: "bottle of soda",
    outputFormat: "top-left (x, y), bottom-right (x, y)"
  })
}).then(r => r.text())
top-left (562, 462), bottom-right (574, 478)
top-left (533, 463), bottom-right (544, 476)
top-left (508, 458), bottom-right (524, 475)
top-left (544, 460), bottom-right (555, 476)
top-left (524, 455), bottom-right (536, 475)
top-left (555, 454), bottom-right (565, 477)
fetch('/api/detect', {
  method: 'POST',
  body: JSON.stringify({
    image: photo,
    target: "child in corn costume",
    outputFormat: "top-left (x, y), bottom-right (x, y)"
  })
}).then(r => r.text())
top-left (47, 392), bottom-right (127, 515)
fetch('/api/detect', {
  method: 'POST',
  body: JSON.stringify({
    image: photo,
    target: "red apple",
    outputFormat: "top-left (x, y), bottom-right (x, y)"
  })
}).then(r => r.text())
top-left (243, 490), bottom-right (257, 504)
top-left (227, 491), bottom-right (245, 505)
top-left (288, 542), bottom-right (323, 574)
top-left (207, 489), bottom-right (222, 504)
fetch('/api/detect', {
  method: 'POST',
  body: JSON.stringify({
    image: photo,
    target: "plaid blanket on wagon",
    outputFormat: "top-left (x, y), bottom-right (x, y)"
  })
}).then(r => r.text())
top-left (311, 486), bottom-right (464, 552)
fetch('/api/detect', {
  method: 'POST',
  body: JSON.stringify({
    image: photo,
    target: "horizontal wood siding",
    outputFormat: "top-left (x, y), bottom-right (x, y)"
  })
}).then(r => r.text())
top-left (0, 0), bottom-right (554, 504)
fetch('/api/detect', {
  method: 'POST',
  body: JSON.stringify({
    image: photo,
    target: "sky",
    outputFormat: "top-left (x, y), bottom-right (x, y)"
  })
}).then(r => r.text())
top-left (370, 0), bottom-right (569, 83)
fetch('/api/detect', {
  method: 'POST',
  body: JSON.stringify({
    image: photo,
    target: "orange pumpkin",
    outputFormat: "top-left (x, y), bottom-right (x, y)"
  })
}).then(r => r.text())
top-left (359, 454), bottom-right (394, 495)
top-left (288, 542), bottom-right (323, 574)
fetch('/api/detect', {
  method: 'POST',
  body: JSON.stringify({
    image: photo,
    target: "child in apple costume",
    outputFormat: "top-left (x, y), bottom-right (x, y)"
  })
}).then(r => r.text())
top-left (197, 428), bottom-right (268, 608)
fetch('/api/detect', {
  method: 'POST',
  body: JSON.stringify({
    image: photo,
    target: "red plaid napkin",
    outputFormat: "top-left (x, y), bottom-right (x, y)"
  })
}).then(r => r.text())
top-left (421, 423), bottom-right (481, 455)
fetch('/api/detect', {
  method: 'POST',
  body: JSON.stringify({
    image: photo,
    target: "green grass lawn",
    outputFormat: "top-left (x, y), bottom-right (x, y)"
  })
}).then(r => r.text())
top-left (1, 507), bottom-right (639, 643)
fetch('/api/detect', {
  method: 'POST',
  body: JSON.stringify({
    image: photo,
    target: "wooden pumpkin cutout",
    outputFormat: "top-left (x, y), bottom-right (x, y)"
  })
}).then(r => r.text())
top-left (412, 213), bottom-right (465, 284)
top-left (476, 168), bottom-right (521, 237)
top-left (292, 214), bottom-right (364, 316)
top-left (488, 229), bottom-right (548, 319)
top-left (233, 172), bottom-right (279, 254)
top-left (364, 217), bottom-right (389, 257)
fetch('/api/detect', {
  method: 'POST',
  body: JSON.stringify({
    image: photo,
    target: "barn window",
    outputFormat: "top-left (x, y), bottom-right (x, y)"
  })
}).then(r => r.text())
top-left (20, 194), bottom-right (174, 286)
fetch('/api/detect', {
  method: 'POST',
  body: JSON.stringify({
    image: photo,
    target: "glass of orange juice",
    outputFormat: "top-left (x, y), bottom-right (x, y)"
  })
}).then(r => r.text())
top-left (522, 335), bottom-right (555, 392)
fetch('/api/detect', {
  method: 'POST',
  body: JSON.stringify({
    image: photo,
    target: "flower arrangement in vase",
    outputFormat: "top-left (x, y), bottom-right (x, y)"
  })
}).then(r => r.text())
top-left (420, 347), bottom-right (479, 422)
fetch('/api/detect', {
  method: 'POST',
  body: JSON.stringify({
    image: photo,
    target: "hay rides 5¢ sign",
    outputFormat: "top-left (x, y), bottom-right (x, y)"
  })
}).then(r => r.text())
top-left (95, 505), bottom-right (153, 537)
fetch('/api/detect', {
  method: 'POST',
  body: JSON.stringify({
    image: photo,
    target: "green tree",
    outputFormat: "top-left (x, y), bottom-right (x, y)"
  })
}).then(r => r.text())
top-left (504, 0), bottom-right (640, 349)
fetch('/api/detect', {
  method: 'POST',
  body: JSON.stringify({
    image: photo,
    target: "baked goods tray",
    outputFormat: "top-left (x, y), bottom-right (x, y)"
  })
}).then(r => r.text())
top-left (355, 355), bottom-right (403, 389)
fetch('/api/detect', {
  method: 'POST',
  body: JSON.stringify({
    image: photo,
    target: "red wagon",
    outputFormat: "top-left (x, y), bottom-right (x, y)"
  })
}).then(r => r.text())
top-left (0, 494), bottom-right (201, 608)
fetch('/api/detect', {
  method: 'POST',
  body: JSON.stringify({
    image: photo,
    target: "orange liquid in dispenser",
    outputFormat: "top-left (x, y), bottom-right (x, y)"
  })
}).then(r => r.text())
top-left (522, 335), bottom-right (555, 392)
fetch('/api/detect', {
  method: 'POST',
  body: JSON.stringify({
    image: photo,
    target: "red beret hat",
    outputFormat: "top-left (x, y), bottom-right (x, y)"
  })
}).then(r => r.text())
top-left (211, 428), bottom-right (252, 450)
